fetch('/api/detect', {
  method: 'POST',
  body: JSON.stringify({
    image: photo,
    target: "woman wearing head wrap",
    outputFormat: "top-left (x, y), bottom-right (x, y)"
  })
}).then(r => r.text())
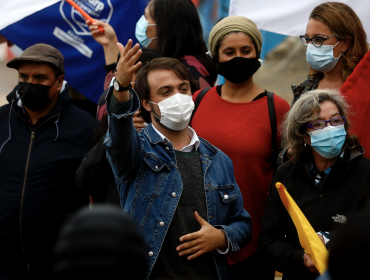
top-left (190, 16), bottom-right (290, 279)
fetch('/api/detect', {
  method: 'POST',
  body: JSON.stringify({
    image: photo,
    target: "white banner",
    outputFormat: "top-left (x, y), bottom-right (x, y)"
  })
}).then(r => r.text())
top-left (229, 0), bottom-right (370, 38)
top-left (0, 0), bottom-right (61, 30)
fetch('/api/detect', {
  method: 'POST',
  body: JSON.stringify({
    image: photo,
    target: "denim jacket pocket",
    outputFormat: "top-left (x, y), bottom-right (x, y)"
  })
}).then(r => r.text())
top-left (143, 154), bottom-right (169, 172)
top-left (218, 188), bottom-right (238, 203)
top-left (133, 155), bottom-right (170, 199)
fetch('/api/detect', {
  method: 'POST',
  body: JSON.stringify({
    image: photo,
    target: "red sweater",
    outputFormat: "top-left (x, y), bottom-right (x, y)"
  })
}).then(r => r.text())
top-left (191, 87), bottom-right (290, 265)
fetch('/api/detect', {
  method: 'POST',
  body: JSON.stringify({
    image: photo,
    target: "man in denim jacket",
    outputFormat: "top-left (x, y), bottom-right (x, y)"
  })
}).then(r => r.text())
top-left (104, 40), bottom-right (252, 280)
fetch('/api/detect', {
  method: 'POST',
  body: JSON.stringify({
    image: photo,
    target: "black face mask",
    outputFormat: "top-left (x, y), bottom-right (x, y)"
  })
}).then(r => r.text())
top-left (18, 81), bottom-right (58, 111)
top-left (217, 57), bottom-right (261, 84)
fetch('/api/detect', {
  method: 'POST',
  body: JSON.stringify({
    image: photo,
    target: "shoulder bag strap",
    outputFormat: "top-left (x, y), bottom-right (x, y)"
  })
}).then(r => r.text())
top-left (267, 91), bottom-right (278, 174)
top-left (190, 87), bottom-right (211, 122)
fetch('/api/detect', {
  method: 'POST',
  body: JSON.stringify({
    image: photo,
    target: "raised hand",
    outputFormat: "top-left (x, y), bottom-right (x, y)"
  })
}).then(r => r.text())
top-left (176, 211), bottom-right (227, 260)
top-left (86, 19), bottom-right (117, 47)
top-left (86, 19), bottom-right (119, 65)
top-left (113, 40), bottom-right (142, 102)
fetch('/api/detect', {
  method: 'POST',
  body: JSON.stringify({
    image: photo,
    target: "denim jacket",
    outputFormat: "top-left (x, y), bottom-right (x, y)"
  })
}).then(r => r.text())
top-left (104, 88), bottom-right (252, 280)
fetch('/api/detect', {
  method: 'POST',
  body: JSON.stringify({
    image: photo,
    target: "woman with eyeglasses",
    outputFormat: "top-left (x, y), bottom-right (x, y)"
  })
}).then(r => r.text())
top-left (258, 89), bottom-right (370, 280)
top-left (291, 2), bottom-right (368, 106)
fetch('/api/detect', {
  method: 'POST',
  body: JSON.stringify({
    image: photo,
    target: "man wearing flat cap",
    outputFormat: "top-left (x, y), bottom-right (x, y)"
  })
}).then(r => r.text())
top-left (0, 43), bottom-right (98, 279)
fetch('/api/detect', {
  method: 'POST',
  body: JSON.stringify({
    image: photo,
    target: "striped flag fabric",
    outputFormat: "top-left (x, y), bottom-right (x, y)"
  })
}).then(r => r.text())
top-left (0, 0), bottom-right (146, 103)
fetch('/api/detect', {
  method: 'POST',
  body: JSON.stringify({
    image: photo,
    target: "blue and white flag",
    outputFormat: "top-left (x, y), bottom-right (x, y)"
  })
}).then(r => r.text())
top-left (0, 0), bottom-right (147, 103)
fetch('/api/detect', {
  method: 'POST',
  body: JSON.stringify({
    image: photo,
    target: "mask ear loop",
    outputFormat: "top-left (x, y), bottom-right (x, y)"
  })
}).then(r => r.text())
top-left (147, 22), bottom-right (157, 41)
top-left (148, 100), bottom-right (161, 121)
top-left (331, 40), bottom-right (344, 60)
top-left (332, 40), bottom-right (341, 49)
top-left (49, 78), bottom-right (60, 100)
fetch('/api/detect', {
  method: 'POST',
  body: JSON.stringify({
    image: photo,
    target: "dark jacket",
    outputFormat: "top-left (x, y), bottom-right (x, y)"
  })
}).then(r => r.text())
top-left (258, 147), bottom-right (370, 280)
top-left (0, 84), bottom-right (98, 278)
top-left (75, 133), bottom-right (120, 205)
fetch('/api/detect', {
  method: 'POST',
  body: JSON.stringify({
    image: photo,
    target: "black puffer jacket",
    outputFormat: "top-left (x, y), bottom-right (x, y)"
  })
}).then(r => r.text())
top-left (258, 147), bottom-right (370, 280)
top-left (0, 84), bottom-right (98, 278)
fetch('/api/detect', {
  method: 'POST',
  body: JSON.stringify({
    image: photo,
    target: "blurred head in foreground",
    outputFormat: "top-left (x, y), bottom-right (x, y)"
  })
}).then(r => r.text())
top-left (54, 205), bottom-right (147, 279)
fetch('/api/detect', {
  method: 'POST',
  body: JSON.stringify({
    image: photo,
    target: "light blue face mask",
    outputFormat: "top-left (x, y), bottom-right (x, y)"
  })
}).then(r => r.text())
top-left (309, 124), bottom-right (346, 159)
top-left (306, 41), bottom-right (342, 72)
top-left (135, 15), bottom-right (157, 47)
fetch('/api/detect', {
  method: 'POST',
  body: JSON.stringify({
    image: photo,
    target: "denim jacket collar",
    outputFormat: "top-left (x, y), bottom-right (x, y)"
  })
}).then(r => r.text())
top-left (144, 123), bottom-right (169, 145)
top-left (143, 123), bottom-right (218, 159)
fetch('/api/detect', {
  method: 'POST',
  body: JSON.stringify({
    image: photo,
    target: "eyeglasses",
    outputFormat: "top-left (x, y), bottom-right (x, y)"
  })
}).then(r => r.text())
top-left (300, 35), bottom-right (336, 47)
top-left (306, 117), bottom-right (346, 130)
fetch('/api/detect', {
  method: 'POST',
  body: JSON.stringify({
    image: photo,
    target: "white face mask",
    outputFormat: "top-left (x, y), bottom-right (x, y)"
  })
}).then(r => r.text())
top-left (149, 93), bottom-right (195, 131)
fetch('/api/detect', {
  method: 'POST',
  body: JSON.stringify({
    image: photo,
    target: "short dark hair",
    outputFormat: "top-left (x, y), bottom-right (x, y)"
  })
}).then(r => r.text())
top-left (149, 0), bottom-right (216, 80)
top-left (135, 57), bottom-right (197, 123)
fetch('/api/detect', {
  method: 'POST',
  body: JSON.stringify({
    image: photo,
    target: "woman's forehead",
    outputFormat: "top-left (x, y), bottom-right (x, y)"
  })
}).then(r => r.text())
top-left (219, 32), bottom-right (254, 49)
top-left (315, 101), bottom-right (340, 118)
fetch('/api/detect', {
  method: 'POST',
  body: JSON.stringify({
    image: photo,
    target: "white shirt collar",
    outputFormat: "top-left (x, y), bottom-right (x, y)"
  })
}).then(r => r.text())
top-left (151, 124), bottom-right (200, 152)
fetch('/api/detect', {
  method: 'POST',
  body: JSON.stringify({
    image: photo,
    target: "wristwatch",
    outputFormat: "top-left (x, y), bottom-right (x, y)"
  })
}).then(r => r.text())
top-left (113, 78), bottom-right (131, 92)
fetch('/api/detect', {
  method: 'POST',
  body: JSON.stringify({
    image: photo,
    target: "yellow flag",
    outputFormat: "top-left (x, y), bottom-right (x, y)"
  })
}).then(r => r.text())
top-left (275, 182), bottom-right (328, 275)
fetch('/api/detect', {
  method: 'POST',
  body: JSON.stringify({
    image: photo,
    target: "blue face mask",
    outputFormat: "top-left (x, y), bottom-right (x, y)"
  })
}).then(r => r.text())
top-left (309, 124), bottom-right (346, 159)
top-left (135, 15), bottom-right (157, 47)
top-left (306, 41), bottom-right (342, 72)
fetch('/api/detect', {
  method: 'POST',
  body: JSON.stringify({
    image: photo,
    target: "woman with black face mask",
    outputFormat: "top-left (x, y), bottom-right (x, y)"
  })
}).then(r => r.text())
top-left (190, 16), bottom-right (290, 280)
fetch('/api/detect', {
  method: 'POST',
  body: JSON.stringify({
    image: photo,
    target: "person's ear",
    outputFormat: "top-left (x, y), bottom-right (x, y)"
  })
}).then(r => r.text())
top-left (141, 99), bottom-right (152, 112)
top-left (56, 75), bottom-right (64, 91)
top-left (341, 36), bottom-right (351, 53)
top-left (304, 133), bottom-right (311, 145)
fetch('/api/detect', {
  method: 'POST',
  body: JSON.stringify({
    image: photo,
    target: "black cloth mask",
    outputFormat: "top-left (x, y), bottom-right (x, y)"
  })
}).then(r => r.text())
top-left (18, 81), bottom-right (58, 111)
top-left (217, 57), bottom-right (261, 84)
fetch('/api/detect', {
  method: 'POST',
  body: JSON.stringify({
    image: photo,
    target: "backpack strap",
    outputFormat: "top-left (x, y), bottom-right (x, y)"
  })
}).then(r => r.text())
top-left (267, 91), bottom-right (278, 174)
top-left (190, 87), bottom-right (211, 122)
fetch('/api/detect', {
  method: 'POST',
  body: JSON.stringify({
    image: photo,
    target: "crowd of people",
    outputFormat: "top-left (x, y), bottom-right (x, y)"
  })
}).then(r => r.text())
top-left (0, 1), bottom-right (369, 280)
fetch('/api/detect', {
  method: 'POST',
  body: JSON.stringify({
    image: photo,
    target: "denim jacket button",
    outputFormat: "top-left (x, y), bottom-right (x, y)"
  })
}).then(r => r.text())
top-left (148, 251), bottom-right (153, 257)
top-left (172, 192), bottom-right (176, 197)
top-left (159, 221), bottom-right (165, 227)
top-left (224, 194), bottom-right (229, 200)
top-left (165, 147), bottom-right (170, 152)
top-left (155, 165), bottom-right (158, 170)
